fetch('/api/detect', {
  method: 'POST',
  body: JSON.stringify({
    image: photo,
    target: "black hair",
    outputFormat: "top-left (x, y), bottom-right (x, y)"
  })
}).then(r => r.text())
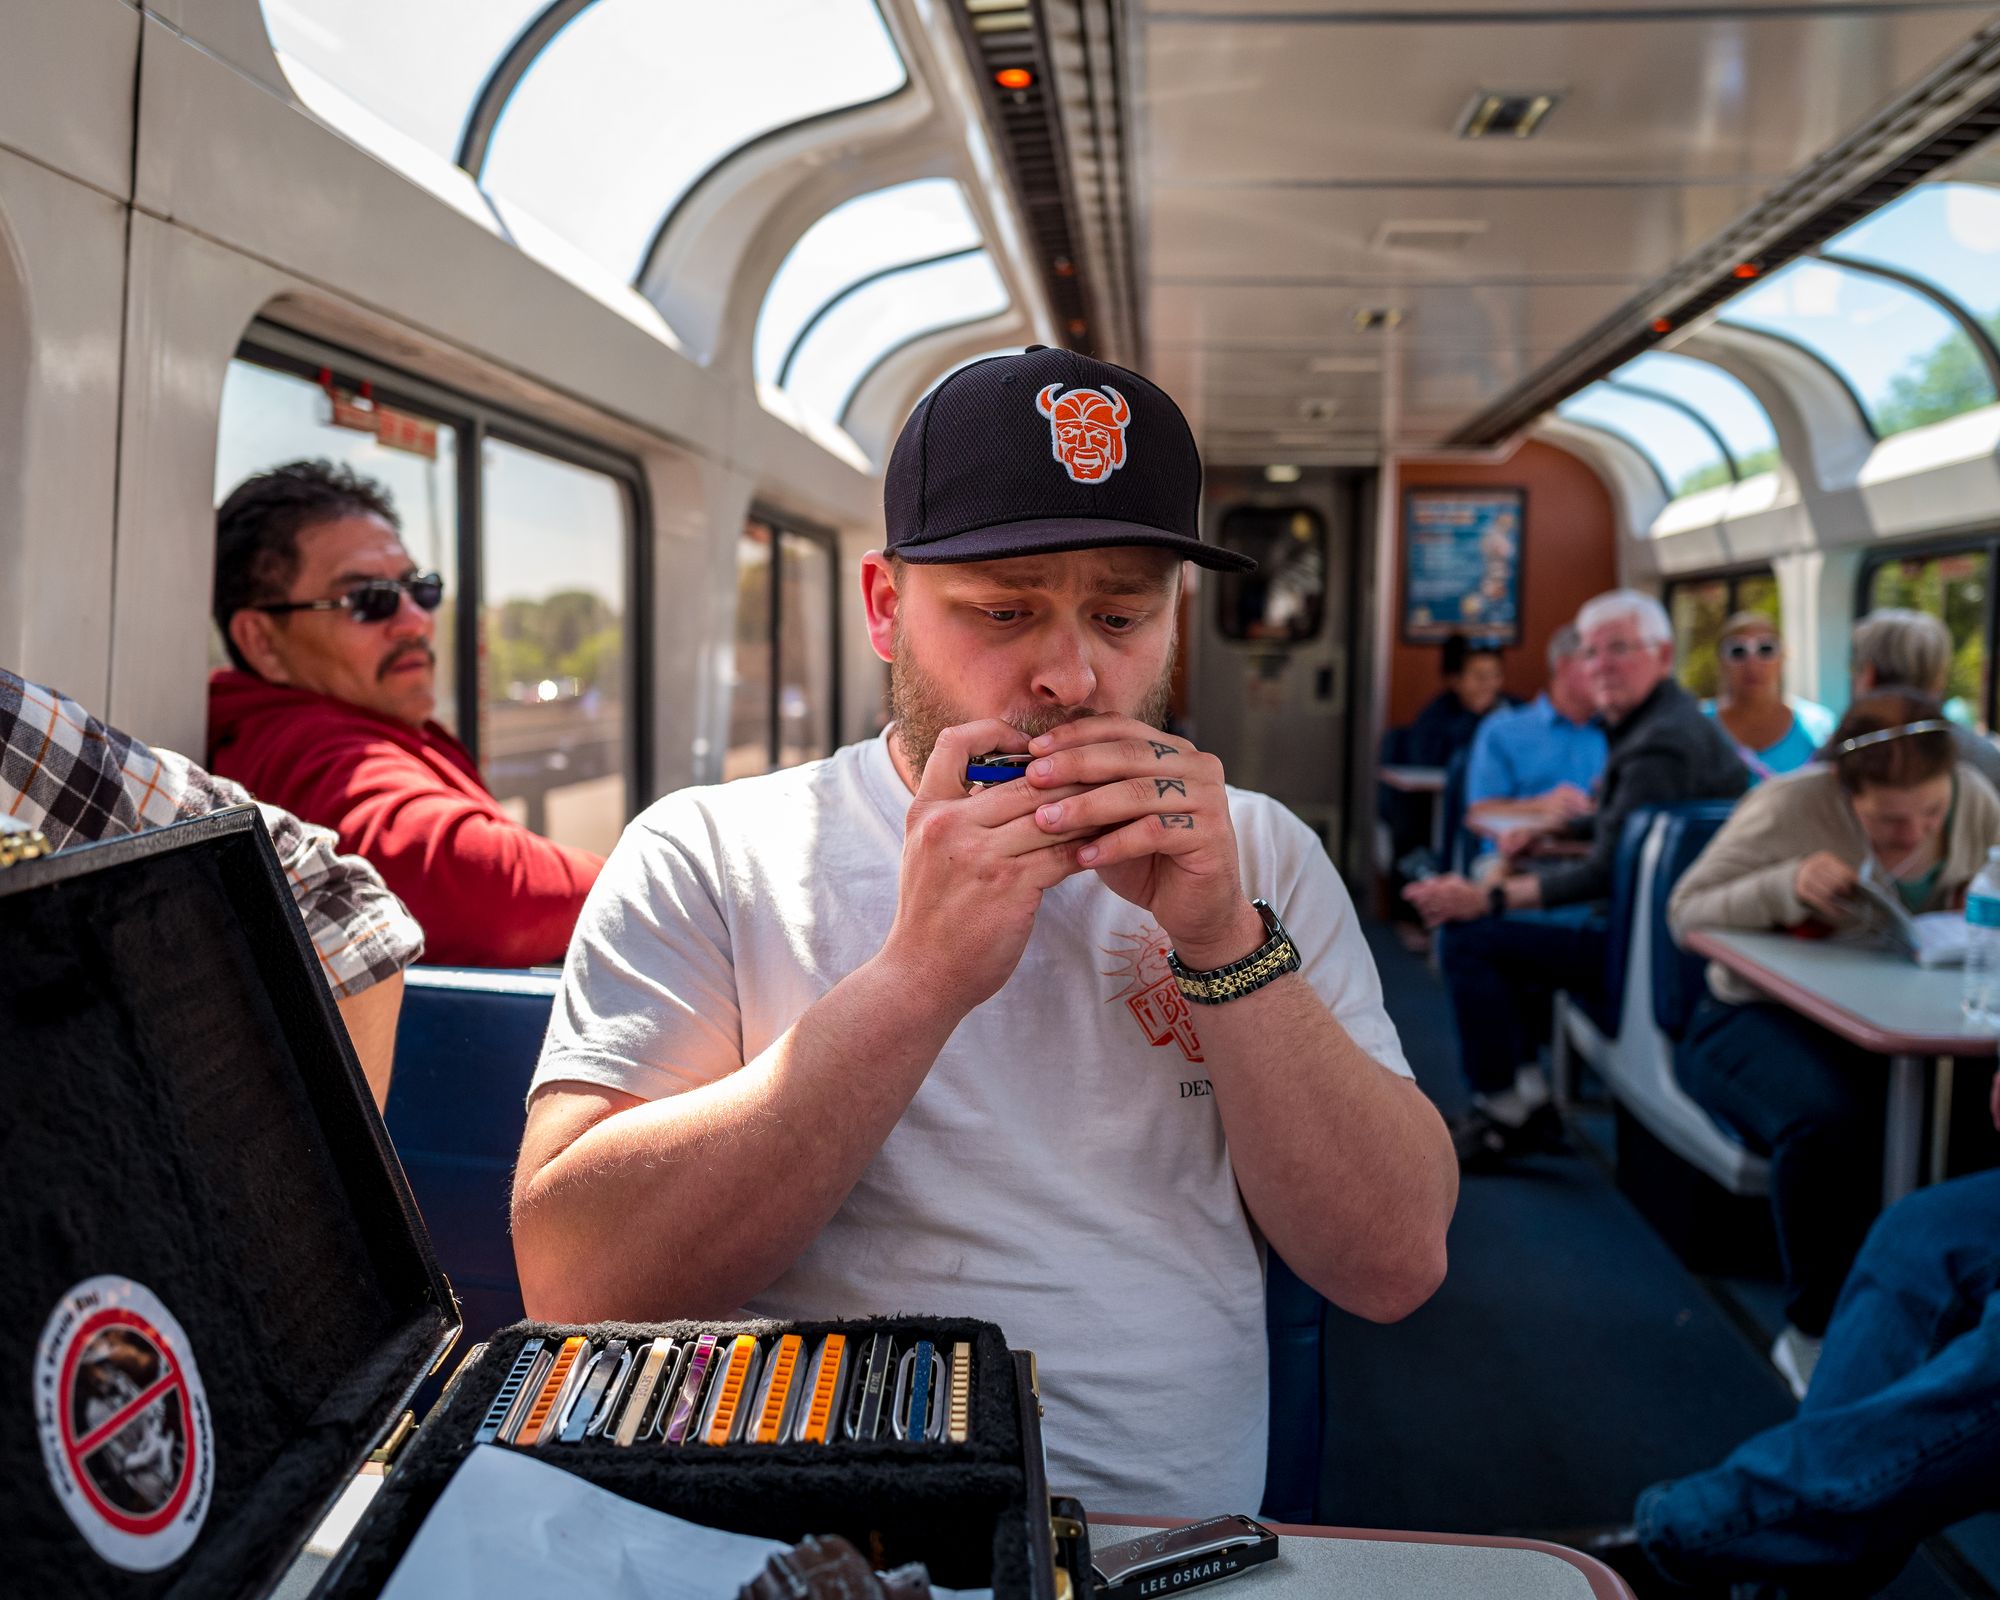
top-left (213, 460), bottom-right (401, 672)
top-left (1442, 636), bottom-right (1504, 678)
top-left (1828, 690), bottom-right (1956, 794)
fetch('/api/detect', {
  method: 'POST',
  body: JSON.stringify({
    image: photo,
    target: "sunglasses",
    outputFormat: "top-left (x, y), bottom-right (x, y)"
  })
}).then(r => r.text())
top-left (1720, 637), bottom-right (1780, 663)
top-left (255, 573), bottom-right (445, 625)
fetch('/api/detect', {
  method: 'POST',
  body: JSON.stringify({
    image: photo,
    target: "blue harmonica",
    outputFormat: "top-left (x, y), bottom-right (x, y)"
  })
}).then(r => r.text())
top-left (966, 753), bottom-right (1034, 787)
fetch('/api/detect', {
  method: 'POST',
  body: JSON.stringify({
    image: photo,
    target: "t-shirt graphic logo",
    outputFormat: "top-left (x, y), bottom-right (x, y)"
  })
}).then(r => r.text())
top-left (1037, 383), bottom-right (1130, 484)
top-left (1100, 925), bottom-right (1203, 1063)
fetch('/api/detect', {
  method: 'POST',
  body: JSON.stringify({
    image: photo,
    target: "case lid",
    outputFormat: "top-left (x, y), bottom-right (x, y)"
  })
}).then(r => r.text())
top-left (0, 809), bottom-right (459, 1599)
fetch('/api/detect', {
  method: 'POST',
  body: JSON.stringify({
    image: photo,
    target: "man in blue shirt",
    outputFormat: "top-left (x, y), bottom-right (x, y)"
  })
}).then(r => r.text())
top-left (1463, 624), bottom-right (1606, 841)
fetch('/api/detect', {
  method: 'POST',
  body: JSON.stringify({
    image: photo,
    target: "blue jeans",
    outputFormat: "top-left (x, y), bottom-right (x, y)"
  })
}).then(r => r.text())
top-left (1636, 1169), bottom-right (2000, 1594)
top-left (1436, 906), bottom-right (1606, 1097)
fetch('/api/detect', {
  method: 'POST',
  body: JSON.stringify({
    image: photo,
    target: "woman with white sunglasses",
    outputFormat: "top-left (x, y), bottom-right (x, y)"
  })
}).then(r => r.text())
top-left (1702, 610), bottom-right (1837, 779)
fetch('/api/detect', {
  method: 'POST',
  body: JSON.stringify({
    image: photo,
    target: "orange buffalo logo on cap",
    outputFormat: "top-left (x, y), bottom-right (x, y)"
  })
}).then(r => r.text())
top-left (1036, 383), bottom-right (1130, 484)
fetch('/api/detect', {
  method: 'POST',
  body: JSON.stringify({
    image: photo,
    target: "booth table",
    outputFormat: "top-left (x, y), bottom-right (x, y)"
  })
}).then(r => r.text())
top-left (1088, 1516), bottom-right (1634, 1599)
top-left (1378, 765), bottom-right (1447, 857)
top-left (1683, 928), bottom-right (1997, 1203)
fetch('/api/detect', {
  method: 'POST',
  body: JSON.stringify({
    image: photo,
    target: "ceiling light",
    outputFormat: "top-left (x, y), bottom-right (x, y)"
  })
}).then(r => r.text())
top-left (1458, 91), bottom-right (1560, 140)
top-left (1373, 220), bottom-right (1488, 253)
top-left (1309, 356), bottom-right (1381, 375)
top-left (1352, 308), bottom-right (1405, 332)
top-left (994, 66), bottom-right (1034, 89)
top-left (1298, 398), bottom-right (1340, 422)
top-left (1265, 464), bottom-right (1303, 484)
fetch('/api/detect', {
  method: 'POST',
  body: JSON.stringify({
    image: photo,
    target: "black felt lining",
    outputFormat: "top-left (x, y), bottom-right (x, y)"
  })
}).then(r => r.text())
top-left (322, 1318), bottom-right (1035, 1599)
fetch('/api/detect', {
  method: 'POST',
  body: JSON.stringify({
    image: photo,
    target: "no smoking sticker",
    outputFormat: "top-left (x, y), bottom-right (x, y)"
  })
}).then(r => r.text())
top-left (35, 1276), bottom-right (215, 1571)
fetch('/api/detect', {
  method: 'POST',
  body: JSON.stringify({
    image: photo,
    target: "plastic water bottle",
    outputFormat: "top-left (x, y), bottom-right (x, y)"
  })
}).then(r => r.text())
top-left (1963, 846), bottom-right (2000, 1026)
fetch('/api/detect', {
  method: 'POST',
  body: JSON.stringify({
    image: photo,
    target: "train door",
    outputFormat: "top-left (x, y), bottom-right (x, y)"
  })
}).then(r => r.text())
top-left (1188, 466), bottom-right (1364, 857)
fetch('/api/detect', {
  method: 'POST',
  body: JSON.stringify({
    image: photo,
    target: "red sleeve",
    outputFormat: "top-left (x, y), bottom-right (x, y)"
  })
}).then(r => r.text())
top-left (278, 729), bottom-right (604, 969)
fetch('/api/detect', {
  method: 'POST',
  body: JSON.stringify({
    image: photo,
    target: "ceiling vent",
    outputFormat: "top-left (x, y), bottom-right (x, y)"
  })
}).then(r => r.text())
top-left (1373, 219), bottom-right (1488, 253)
top-left (1298, 398), bottom-right (1340, 422)
top-left (1458, 91), bottom-right (1560, 140)
top-left (1352, 307), bottom-right (1406, 332)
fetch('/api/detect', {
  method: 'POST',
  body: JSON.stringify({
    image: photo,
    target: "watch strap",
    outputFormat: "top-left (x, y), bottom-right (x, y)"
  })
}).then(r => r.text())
top-left (1167, 900), bottom-right (1301, 1006)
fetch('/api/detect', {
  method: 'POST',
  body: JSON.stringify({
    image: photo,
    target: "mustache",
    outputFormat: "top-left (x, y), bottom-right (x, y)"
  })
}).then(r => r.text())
top-left (378, 643), bottom-right (436, 680)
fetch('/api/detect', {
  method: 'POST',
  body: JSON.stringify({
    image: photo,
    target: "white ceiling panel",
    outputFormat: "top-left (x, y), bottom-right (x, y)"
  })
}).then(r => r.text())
top-left (1148, 280), bottom-right (1637, 348)
top-left (1149, 182), bottom-right (1770, 281)
top-left (1142, 10), bottom-right (1987, 185)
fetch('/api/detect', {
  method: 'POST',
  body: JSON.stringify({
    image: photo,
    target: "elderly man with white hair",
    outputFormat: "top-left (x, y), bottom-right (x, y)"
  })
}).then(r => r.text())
top-left (1406, 589), bottom-right (1749, 1167)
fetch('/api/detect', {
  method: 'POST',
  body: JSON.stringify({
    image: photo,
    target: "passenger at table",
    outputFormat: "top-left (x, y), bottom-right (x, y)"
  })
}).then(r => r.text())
top-left (1702, 611), bottom-right (1835, 780)
top-left (206, 460), bottom-right (603, 968)
top-left (1851, 607), bottom-right (2000, 792)
top-left (1462, 623), bottom-right (1606, 839)
top-left (1403, 635), bottom-right (1512, 769)
top-left (1405, 590), bottom-right (1749, 1167)
top-left (1608, 1120), bottom-right (2000, 1598)
top-left (1667, 691), bottom-right (2000, 1395)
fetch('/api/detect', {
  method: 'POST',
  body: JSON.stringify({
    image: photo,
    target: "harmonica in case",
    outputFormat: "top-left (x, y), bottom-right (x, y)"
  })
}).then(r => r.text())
top-left (0, 812), bottom-right (1092, 1600)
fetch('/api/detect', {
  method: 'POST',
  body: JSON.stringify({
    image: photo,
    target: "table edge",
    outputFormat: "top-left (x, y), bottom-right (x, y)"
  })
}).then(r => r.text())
top-left (1085, 1515), bottom-right (1635, 1600)
top-left (1682, 928), bottom-right (1998, 1057)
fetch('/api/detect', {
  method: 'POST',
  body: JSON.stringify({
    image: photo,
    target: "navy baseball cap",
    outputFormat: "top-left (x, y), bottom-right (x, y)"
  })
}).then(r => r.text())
top-left (884, 345), bottom-right (1256, 572)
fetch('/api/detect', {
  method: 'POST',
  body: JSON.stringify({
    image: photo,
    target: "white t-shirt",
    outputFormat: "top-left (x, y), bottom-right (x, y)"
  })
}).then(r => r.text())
top-left (532, 731), bottom-right (1410, 1515)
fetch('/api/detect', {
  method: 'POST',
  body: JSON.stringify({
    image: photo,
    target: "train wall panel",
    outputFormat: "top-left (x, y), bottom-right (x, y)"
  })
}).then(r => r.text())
top-left (0, 148), bottom-right (129, 708)
top-left (0, 0), bottom-right (138, 203)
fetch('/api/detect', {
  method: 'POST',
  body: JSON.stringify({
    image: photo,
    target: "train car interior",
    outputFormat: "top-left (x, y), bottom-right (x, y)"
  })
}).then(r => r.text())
top-left (9, 1), bottom-right (2000, 1595)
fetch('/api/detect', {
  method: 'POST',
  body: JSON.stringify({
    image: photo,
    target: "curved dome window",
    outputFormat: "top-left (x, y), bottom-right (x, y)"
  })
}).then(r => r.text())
top-left (1608, 352), bottom-right (1779, 490)
top-left (1556, 385), bottom-right (1729, 498)
top-left (755, 180), bottom-right (985, 388)
top-left (480, 0), bottom-right (908, 282)
top-left (1719, 258), bottom-right (1997, 438)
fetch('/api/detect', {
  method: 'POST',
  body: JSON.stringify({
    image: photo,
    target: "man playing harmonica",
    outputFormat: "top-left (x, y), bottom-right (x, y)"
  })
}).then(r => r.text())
top-left (513, 347), bottom-right (1455, 1513)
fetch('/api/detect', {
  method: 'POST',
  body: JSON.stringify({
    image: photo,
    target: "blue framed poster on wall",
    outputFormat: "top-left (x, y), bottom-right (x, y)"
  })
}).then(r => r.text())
top-left (1402, 486), bottom-right (1525, 644)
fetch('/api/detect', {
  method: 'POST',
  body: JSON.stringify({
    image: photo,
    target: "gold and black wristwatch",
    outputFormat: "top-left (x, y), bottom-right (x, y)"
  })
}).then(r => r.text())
top-left (1167, 899), bottom-right (1301, 1006)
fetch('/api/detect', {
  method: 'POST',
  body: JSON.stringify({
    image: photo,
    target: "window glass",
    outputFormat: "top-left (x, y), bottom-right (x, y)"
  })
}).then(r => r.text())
top-left (777, 531), bottom-right (836, 766)
top-left (755, 180), bottom-right (985, 387)
top-left (727, 522), bottom-right (775, 780)
top-left (1828, 183), bottom-right (2000, 393)
top-left (1557, 384), bottom-right (1728, 497)
top-left (214, 359), bottom-right (462, 731)
top-left (1866, 551), bottom-right (1991, 731)
top-left (478, 436), bottom-right (631, 854)
top-left (1213, 507), bottom-right (1328, 642)
top-left (1610, 352), bottom-right (1780, 489)
top-left (784, 251), bottom-right (1010, 429)
top-left (261, 0), bottom-right (547, 167)
top-left (1668, 579), bottom-right (1731, 698)
top-left (1719, 258), bottom-right (1997, 438)
top-left (1733, 573), bottom-right (1781, 624)
top-left (481, 0), bottom-right (908, 283)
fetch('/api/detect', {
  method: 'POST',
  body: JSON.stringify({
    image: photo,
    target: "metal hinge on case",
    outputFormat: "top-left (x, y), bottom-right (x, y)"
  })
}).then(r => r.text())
top-left (1050, 1506), bottom-right (1084, 1600)
top-left (0, 823), bottom-right (51, 868)
top-left (369, 1411), bottom-right (416, 1470)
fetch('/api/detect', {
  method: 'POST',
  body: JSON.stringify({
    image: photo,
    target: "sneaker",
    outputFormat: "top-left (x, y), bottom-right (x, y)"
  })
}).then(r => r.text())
top-left (1449, 1109), bottom-right (1510, 1171)
top-left (1770, 1324), bottom-right (1822, 1400)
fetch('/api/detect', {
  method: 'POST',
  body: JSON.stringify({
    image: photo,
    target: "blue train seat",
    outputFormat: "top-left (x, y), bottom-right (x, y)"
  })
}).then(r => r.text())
top-left (386, 967), bottom-right (1330, 1516)
top-left (383, 967), bottom-right (558, 1339)
top-left (1552, 805), bottom-right (1664, 1084)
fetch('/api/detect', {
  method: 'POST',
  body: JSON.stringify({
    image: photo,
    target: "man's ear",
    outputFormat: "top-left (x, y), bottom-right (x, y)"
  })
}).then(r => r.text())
top-left (227, 608), bottom-right (292, 684)
top-left (860, 551), bottom-right (901, 666)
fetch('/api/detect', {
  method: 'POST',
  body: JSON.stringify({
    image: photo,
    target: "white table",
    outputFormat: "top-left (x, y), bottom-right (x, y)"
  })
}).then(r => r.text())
top-left (1379, 766), bottom-right (1448, 857)
top-left (1088, 1516), bottom-right (1632, 1599)
top-left (1684, 929), bottom-right (1996, 1203)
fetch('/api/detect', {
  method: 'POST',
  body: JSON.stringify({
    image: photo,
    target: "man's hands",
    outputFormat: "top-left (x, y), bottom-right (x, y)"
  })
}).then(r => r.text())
top-left (1023, 716), bottom-right (1262, 965)
top-left (880, 719), bottom-right (1098, 1013)
top-left (1535, 782), bottom-right (1596, 821)
top-left (1794, 852), bottom-right (1858, 922)
top-left (1403, 873), bottom-right (1488, 928)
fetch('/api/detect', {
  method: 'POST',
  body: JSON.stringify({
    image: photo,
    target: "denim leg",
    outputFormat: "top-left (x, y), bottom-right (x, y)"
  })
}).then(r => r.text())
top-left (1637, 1172), bottom-right (2000, 1592)
top-left (1674, 997), bottom-right (1884, 1335)
top-left (1436, 914), bottom-right (1606, 1098)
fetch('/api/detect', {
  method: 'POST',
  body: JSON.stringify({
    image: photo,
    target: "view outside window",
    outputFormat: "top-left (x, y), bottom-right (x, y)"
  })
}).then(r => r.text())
top-left (1720, 259), bottom-right (1997, 438)
top-left (1213, 507), bottom-right (1328, 642)
top-left (1866, 551), bottom-right (1991, 731)
top-left (777, 530), bottom-right (836, 767)
top-left (1556, 385), bottom-right (1727, 498)
top-left (1610, 352), bottom-right (1781, 491)
top-left (480, 0), bottom-right (907, 282)
top-left (478, 437), bottom-right (631, 855)
top-left (1668, 571), bottom-right (1779, 699)
top-left (727, 522), bottom-right (775, 780)
top-left (214, 359), bottom-right (462, 731)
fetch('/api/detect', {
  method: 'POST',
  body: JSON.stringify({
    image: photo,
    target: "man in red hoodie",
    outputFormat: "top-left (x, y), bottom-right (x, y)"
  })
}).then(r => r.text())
top-left (207, 460), bottom-right (603, 968)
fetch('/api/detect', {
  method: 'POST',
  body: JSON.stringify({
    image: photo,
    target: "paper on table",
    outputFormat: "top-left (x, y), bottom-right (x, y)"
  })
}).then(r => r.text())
top-left (378, 1445), bottom-right (993, 1600)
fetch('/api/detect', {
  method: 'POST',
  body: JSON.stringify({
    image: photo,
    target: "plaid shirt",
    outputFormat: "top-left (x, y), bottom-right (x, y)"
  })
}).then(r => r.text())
top-left (0, 668), bottom-right (422, 998)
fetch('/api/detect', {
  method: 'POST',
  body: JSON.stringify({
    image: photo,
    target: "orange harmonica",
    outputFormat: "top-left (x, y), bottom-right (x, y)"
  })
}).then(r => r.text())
top-left (798, 1334), bottom-right (849, 1444)
top-left (701, 1335), bottom-right (761, 1445)
top-left (753, 1333), bottom-right (804, 1443)
top-left (515, 1336), bottom-right (587, 1447)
